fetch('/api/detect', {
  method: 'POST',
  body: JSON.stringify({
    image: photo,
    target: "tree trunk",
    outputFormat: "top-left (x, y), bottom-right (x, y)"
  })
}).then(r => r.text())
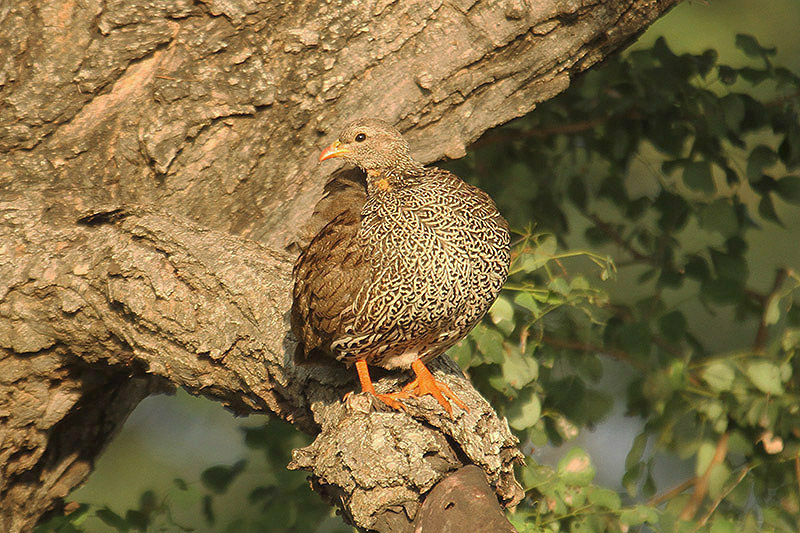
top-left (0, 1), bottom-right (678, 531)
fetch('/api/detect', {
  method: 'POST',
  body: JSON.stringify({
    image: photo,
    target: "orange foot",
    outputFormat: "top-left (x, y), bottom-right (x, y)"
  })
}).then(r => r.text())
top-left (352, 359), bottom-right (469, 415)
top-left (353, 359), bottom-right (405, 411)
top-left (390, 359), bottom-right (469, 415)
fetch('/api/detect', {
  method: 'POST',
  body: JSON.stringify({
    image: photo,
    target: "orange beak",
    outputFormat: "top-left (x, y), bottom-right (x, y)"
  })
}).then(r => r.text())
top-left (319, 140), bottom-right (350, 162)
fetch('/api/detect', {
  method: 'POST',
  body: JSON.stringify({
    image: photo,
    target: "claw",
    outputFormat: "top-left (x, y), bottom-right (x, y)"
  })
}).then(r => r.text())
top-left (352, 360), bottom-right (405, 411)
top-left (402, 359), bottom-right (469, 414)
top-left (352, 359), bottom-right (468, 415)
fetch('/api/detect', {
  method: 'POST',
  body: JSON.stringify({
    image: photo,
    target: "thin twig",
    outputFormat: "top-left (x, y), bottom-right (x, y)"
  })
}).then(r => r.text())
top-left (795, 453), bottom-right (800, 501)
top-left (695, 466), bottom-right (751, 529)
top-left (472, 89), bottom-right (798, 151)
top-left (647, 477), bottom-right (696, 507)
top-left (679, 432), bottom-right (729, 522)
top-left (753, 268), bottom-right (789, 353)
top-left (539, 335), bottom-right (646, 370)
top-left (585, 213), bottom-right (652, 264)
top-left (470, 110), bottom-right (647, 150)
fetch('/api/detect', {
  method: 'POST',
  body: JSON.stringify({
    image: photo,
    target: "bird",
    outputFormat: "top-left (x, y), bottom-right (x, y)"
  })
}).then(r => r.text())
top-left (291, 118), bottom-right (510, 414)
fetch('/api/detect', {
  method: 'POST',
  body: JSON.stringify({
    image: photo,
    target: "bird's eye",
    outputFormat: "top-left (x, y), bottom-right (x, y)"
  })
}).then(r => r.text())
top-left (355, 133), bottom-right (366, 142)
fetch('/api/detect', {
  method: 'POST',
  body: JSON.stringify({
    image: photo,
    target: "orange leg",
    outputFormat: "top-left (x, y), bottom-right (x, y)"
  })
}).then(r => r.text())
top-left (353, 359), bottom-right (404, 411)
top-left (391, 359), bottom-right (469, 415)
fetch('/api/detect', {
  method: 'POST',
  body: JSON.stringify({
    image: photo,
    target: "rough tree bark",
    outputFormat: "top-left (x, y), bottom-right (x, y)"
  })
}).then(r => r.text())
top-left (0, 1), bottom-right (678, 531)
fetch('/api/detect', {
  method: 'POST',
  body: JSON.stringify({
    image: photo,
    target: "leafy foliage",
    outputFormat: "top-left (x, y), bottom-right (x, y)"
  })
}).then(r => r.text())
top-left (38, 34), bottom-right (800, 533)
top-left (444, 33), bottom-right (800, 532)
top-left (36, 420), bottom-right (348, 533)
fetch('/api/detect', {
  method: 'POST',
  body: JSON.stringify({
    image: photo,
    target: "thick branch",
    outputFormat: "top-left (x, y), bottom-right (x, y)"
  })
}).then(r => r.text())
top-left (0, 197), bottom-right (521, 531)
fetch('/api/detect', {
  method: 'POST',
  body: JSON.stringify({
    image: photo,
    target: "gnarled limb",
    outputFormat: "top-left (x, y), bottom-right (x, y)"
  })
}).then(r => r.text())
top-left (1, 199), bottom-right (520, 531)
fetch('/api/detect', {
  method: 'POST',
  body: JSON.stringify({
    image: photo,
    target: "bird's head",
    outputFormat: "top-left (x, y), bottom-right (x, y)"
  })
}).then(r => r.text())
top-left (319, 119), bottom-right (421, 175)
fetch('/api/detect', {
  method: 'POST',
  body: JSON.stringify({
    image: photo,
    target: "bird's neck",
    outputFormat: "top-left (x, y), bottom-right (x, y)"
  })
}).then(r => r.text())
top-left (364, 162), bottom-right (425, 194)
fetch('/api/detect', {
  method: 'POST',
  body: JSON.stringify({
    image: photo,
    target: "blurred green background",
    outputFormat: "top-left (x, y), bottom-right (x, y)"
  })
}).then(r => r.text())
top-left (69, 1), bottom-right (800, 531)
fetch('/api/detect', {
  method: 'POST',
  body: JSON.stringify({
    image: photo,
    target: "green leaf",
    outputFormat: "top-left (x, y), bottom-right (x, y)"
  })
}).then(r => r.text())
top-left (202, 494), bottom-right (214, 525)
top-left (779, 129), bottom-right (800, 168)
top-left (781, 361), bottom-right (794, 382)
top-left (472, 325), bottom-right (505, 364)
top-left (661, 264), bottom-right (685, 291)
top-left (747, 145), bottom-right (777, 182)
top-left (570, 275), bottom-right (590, 291)
top-left (489, 296), bottom-right (515, 335)
top-left (248, 485), bottom-right (277, 505)
top-left (722, 165), bottom-right (740, 186)
top-left (623, 462), bottom-right (643, 497)
top-left (745, 361), bottom-right (784, 395)
top-left (519, 462), bottom-right (554, 489)
top-left (568, 176), bottom-right (587, 208)
top-left (782, 328), bottom-right (800, 352)
top-left (758, 194), bottom-right (784, 226)
top-left (740, 67), bottom-right (770, 85)
top-left (557, 448), bottom-right (595, 486)
top-left (506, 388), bottom-right (541, 430)
top-left (658, 310), bottom-right (687, 342)
top-left (721, 94), bottom-right (745, 131)
top-left (570, 518), bottom-right (600, 533)
top-left (698, 399), bottom-right (725, 426)
top-left (695, 440), bottom-right (716, 475)
top-left (775, 175), bottom-right (800, 204)
top-left (241, 425), bottom-right (271, 450)
top-left (488, 373), bottom-right (509, 393)
top-left (449, 339), bottom-right (476, 369)
top-left (708, 463), bottom-right (731, 499)
top-left (684, 255), bottom-right (710, 280)
top-left (735, 33), bottom-right (777, 58)
top-left (586, 486), bottom-right (621, 511)
top-left (618, 323), bottom-right (652, 357)
top-left (717, 65), bottom-right (738, 85)
top-left (702, 361), bottom-right (736, 392)
top-left (765, 297), bottom-right (782, 325)
top-left (638, 269), bottom-right (657, 284)
top-left (489, 296), bottom-right (513, 324)
top-left (513, 291), bottom-right (540, 316)
top-left (710, 517), bottom-right (737, 533)
top-left (515, 235), bottom-right (557, 273)
top-left (751, 175), bottom-right (777, 195)
top-left (501, 346), bottom-right (538, 390)
top-left (139, 490), bottom-right (156, 513)
top-left (642, 469), bottom-right (656, 499)
top-left (696, 49), bottom-right (718, 77)
top-left (579, 389), bottom-right (614, 423)
top-left (683, 161), bottom-right (715, 193)
top-left (200, 460), bottom-right (247, 495)
top-left (626, 433), bottom-right (649, 470)
top-left (702, 278), bottom-right (742, 305)
top-left (619, 505), bottom-right (659, 526)
top-left (96, 508), bottom-right (130, 532)
top-left (577, 353), bottom-right (603, 382)
top-left (536, 234), bottom-right (557, 256)
top-left (661, 158), bottom-right (686, 175)
top-left (699, 199), bottom-right (738, 237)
top-left (585, 226), bottom-right (612, 245)
top-left (710, 249), bottom-right (748, 283)
top-left (125, 510), bottom-right (149, 531)
top-left (547, 277), bottom-right (571, 296)
top-left (68, 503), bottom-right (91, 523)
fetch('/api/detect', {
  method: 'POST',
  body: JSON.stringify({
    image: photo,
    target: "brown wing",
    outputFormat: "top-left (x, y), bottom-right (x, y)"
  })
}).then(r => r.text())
top-left (291, 206), bottom-right (371, 361)
top-left (294, 168), bottom-right (367, 250)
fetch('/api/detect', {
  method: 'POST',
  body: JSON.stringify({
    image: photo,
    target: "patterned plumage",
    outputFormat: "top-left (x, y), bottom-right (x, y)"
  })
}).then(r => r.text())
top-left (292, 119), bottom-right (510, 413)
